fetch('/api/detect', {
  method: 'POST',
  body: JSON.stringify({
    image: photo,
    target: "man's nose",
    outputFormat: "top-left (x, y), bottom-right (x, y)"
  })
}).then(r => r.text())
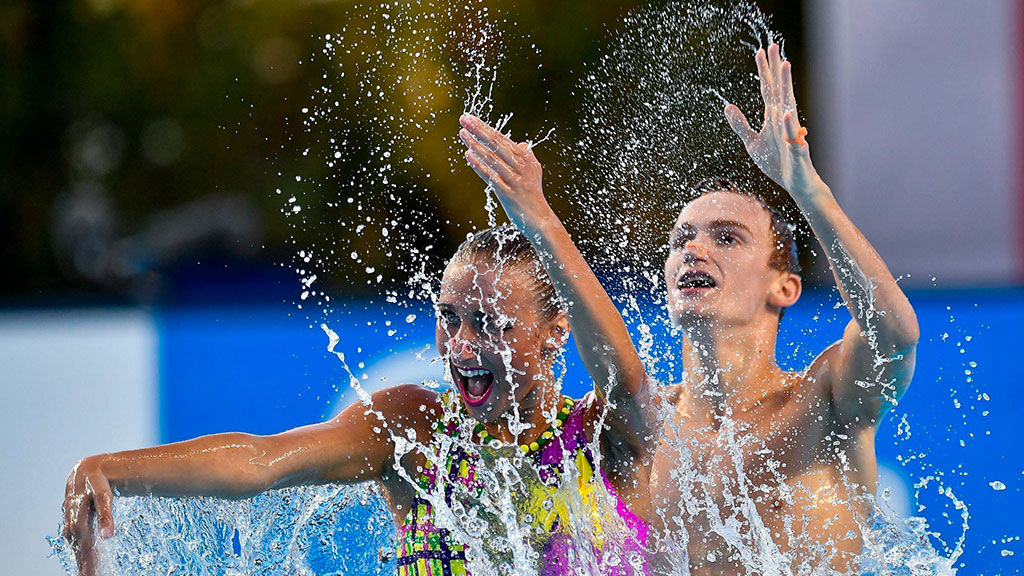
top-left (683, 239), bottom-right (709, 261)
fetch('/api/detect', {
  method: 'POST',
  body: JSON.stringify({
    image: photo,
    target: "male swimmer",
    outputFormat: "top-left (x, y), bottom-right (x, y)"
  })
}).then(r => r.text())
top-left (459, 43), bottom-right (918, 575)
top-left (63, 225), bottom-right (653, 575)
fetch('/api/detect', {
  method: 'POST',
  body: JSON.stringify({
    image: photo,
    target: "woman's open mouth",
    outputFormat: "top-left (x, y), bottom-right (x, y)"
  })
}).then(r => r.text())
top-left (451, 363), bottom-right (495, 406)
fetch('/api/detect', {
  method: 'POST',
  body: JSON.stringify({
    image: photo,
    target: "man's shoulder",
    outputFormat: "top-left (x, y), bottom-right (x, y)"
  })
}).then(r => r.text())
top-left (660, 382), bottom-right (684, 405)
top-left (795, 340), bottom-right (845, 392)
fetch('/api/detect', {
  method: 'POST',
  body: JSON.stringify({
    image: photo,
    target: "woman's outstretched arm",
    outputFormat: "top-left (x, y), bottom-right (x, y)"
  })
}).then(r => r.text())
top-left (63, 383), bottom-right (437, 576)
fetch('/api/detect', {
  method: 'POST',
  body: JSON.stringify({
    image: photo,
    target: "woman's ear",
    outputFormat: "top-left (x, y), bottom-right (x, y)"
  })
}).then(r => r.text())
top-left (543, 313), bottom-right (571, 354)
top-left (767, 271), bottom-right (802, 310)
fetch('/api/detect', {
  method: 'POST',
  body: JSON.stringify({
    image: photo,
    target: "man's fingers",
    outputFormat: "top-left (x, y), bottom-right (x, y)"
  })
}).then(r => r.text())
top-left (724, 104), bottom-right (757, 147)
top-left (755, 48), bottom-right (771, 107)
top-left (459, 114), bottom-right (519, 166)
top-left (465, 150), bottom-right (508, 193)
top-left (783, 112), bottom-right (809, 149)
top-left (767, 43), bottom-right (784, 103)
top-left (781, 60), bottom-right (798, 113)
top-left (460, 130), bottom-right (516, 183)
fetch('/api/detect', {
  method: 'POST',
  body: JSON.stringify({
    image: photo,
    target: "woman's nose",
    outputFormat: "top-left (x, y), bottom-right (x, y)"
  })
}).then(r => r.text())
top-left (447, 337), bottom-right (476, 359)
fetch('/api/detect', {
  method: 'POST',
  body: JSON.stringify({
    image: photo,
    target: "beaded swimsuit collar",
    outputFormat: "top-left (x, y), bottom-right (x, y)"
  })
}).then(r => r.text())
top-left (463, 395), bottom-right (576, 455)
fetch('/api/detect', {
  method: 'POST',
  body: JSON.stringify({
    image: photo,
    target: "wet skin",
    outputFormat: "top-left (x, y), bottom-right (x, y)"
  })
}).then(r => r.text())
top-left (648, 43), bottom-right (919, 575)
top-left (62, 260), bottom-right (570, 576)
top-left (459, 112), bottom-right (658, 520)
top-left (664, 191), bottom-right (798, 332)
top-left (653, 192), bottom-right (873, 574)
top-left (435, 261), bottom-right (568, 441)
top-left (454, 41), bottom-right (919, 574)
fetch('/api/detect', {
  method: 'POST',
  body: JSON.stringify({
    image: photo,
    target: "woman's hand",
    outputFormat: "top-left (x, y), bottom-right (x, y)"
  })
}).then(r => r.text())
top-left (459, 114), bottom-right (553, 228)
top-left (63, 456), bottom-right (114, 576)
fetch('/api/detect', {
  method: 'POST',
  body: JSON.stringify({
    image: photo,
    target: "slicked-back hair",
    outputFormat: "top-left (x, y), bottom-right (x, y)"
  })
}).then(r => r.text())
top-left (448, 225), bottom-right (566, 322)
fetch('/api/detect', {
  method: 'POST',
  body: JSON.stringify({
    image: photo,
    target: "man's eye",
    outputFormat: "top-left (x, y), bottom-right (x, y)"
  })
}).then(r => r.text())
top-left (438, 310), bottom-right (459, 325)
top-left (671, 233), bottom-right (695, 249)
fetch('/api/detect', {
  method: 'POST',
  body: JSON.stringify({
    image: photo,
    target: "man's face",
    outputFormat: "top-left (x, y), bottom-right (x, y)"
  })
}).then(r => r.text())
top-left (435, 261), bottom-right (554, 422)
top-left (664, 191), bottom-right (785, 328)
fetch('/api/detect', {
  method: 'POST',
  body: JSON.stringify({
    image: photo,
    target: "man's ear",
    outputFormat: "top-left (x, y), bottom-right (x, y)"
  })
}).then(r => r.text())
top-left (543, 313), bottom-right (571, 354)
top-left (767, 272), bottom-right (802, 310)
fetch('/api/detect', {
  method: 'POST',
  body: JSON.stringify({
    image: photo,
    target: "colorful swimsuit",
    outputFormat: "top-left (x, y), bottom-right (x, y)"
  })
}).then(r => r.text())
top-left (395, 394), bottom-right (649, 576)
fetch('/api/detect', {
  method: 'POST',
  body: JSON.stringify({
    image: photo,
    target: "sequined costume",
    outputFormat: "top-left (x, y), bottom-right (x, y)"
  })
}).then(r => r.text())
top-left (395, 393), bottom-right (648, 576)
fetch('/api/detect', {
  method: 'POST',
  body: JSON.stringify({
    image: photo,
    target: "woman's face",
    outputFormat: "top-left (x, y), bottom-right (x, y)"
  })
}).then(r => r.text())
top-left (435, 260), bottom-right (560, 423)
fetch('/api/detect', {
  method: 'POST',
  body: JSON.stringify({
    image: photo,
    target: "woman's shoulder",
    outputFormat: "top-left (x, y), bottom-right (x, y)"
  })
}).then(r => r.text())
top-left (373, 382), bottom-right (444, 405)
top-left (367, 383), bottom-right (448, 432)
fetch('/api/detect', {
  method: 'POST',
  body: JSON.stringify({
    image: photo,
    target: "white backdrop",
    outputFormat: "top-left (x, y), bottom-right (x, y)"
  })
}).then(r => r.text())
top-left (0, 310), bottom-right (157, 575)
top-left (808, 0), bottom-right (1020, 286)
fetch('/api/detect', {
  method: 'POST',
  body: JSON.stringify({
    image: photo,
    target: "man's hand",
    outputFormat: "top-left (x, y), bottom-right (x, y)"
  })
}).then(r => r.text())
top-left (458, 114), bottom-right (552, 228)
top-left (724, 46), bottom-right (919, 425)
top-left (63, 457), bottom-right (114, 576)
top-left (724, 43), bottom-right (823, 198)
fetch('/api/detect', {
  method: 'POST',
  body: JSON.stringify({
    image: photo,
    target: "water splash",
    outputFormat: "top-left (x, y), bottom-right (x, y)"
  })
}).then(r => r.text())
top-left (50, 1), bottom-right (988, 574)
top-left (561, 1), bottom-right (969, 574)
top-left (283, 0), bottom-right (552, 328)
top-left (50, 484), bottom-right (396, 575)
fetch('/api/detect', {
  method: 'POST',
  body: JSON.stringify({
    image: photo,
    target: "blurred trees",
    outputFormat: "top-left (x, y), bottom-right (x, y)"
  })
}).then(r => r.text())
top-left (0, 0), bottom-right (803, 304)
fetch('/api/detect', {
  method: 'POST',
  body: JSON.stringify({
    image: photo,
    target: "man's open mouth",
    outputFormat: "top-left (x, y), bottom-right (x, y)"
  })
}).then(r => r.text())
top-left (451, 363), bottom-right (495, 406)
top-left (676, 270), bottom-right (717, 293)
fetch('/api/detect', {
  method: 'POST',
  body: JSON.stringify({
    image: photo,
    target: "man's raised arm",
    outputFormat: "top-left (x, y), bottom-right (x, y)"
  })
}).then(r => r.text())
top-left (724, 44), bottom-right (919, 425)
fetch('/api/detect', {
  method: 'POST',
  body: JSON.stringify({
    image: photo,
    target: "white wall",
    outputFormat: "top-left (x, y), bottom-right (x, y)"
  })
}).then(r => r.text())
top-left (0, 310), bottom-right (157, 575)
top-left (808, 0), bottom-right (1020, 286)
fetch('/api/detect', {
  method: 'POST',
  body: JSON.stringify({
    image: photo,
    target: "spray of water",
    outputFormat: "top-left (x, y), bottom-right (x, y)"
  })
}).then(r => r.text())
top-left (560, 2), bottom-right (969, 575)
top-left (50, 1), bottom-right (981, 575)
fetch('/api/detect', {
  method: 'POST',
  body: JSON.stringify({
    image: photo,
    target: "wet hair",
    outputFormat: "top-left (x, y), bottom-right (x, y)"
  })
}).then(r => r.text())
top-left (687, 178), bottom-right (800, 321)
top-left (689, 178), bottom-right (801, 275)
top-left (447, 225), bottom-right (566, 321)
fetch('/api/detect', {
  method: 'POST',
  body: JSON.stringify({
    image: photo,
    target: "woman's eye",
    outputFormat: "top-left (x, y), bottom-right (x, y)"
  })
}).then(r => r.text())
top-left (482, 316), bottom-right (513, 334)
top-left (717, 232), bottom-right (738, 245)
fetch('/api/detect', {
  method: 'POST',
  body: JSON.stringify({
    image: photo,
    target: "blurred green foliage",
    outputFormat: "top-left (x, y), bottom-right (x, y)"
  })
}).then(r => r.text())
top-left (0, 0), bottom-right (803, 303)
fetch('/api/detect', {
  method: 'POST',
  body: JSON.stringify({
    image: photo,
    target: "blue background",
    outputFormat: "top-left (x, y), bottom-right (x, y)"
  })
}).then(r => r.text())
top-left (158, 288), bottom-right (1024, 573)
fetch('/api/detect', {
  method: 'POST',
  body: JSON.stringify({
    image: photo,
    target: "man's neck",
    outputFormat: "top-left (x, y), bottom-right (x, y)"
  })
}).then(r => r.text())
top-left (678, 317), bottom-right (786, 416)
